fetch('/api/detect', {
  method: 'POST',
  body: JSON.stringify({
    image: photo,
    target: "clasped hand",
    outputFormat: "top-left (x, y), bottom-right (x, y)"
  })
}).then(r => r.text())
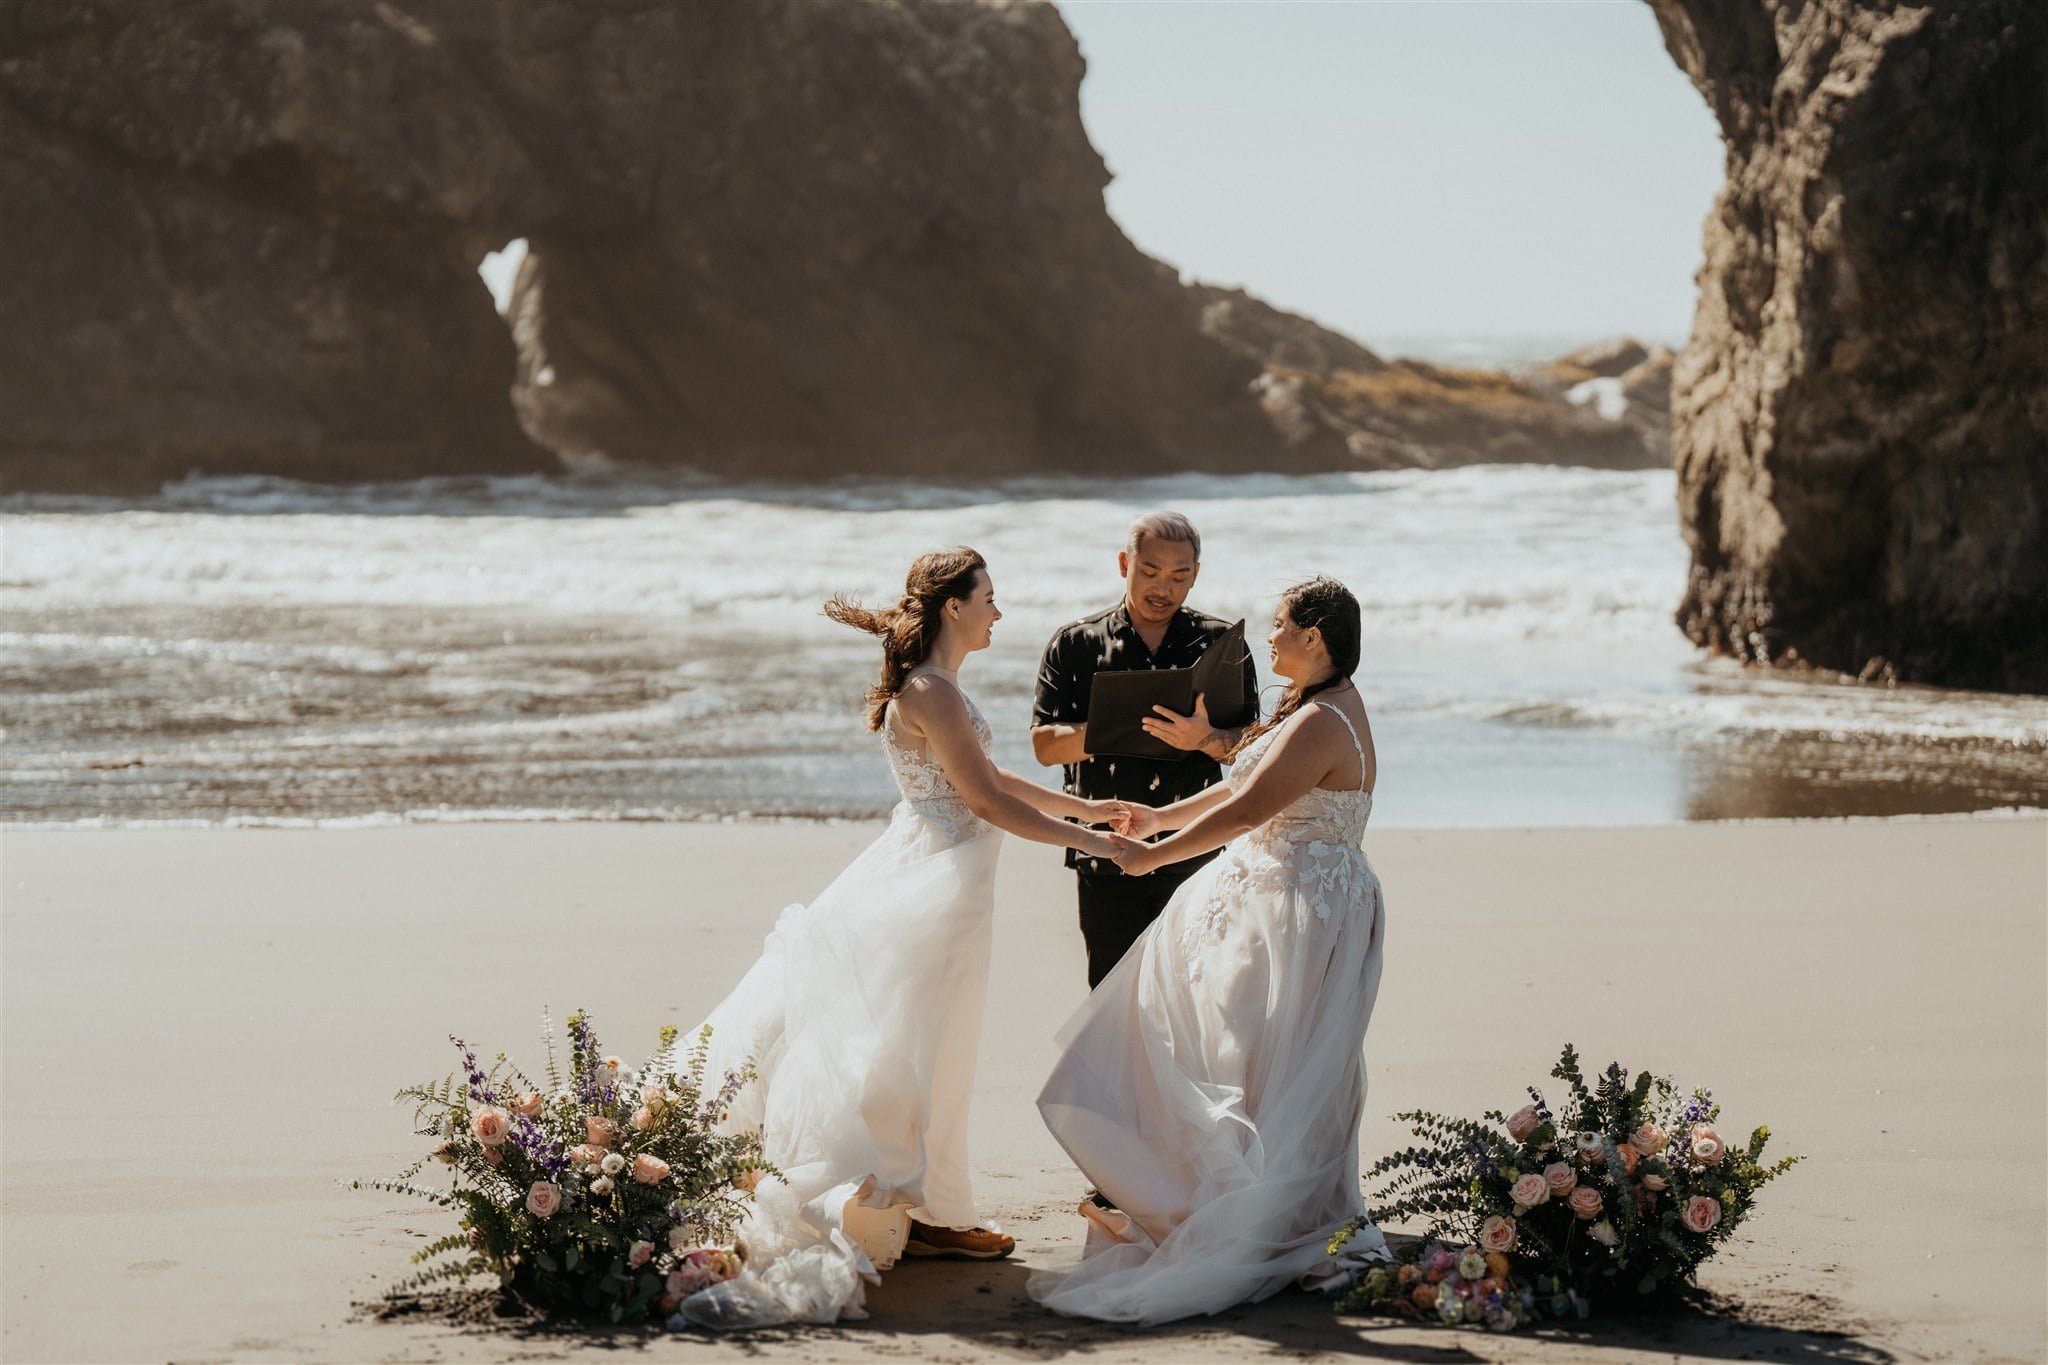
top-left (1082, 799), bottom-right (1165, 876)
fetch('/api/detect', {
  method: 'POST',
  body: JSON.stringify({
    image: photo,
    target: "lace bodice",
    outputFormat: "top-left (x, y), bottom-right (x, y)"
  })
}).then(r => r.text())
top-left (881, 678), bottom-right (993, 844)
top-left (1187, 701), bottom-right (1375, 944)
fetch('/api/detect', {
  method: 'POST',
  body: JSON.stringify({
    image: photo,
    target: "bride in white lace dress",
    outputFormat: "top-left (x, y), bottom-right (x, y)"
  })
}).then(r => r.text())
top-left (676, 548), bottom-right (1120, 1330)
top-left (1032, 576), bottom-right (1390, 1324)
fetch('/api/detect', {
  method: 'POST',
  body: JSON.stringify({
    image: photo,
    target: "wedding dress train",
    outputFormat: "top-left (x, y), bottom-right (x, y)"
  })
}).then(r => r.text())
top-left (1033, 702), bottom-right (1389, 1324)
top-left (674, 683), bottom-right (1002, 1328)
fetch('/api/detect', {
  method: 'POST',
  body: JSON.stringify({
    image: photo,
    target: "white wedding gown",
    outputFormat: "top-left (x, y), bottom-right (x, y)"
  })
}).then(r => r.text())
top-left (1032, 702), bottom-right (1389, 1324)
top-left (673, 682), bottom-right (1002, 1329)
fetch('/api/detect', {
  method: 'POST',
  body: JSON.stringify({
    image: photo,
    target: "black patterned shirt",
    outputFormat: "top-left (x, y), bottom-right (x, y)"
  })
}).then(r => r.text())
top-left (1032, 603), bottom-right (1259, 875)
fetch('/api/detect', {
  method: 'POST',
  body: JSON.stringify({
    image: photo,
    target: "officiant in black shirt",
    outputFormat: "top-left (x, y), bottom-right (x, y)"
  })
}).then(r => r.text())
top-left (1031, 512), bottom-right (1259, 988)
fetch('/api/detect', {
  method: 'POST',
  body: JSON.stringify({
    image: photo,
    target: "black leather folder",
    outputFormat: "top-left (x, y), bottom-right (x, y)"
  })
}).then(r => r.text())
top-left (1082, 620), bottom-right (1254, 761)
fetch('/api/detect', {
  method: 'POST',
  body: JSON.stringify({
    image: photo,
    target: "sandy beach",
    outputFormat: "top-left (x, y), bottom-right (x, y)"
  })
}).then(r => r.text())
top-left (3, 817), bottom-right (2043, 1363)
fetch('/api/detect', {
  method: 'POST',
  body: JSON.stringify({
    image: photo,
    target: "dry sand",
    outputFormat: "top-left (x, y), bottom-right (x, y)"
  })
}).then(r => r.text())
top-left (3, 817), bottom-right (2044, 1363)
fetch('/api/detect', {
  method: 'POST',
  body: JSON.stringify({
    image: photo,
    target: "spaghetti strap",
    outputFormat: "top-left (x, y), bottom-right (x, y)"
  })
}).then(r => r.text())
top-left (1317, 700), bottom-right (1369, 791)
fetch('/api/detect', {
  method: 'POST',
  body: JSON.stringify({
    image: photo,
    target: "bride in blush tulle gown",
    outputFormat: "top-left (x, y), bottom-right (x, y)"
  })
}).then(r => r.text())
top-left (674, 547), bottom-right (1121, 1330)
top-left (1032, 576), bottom-right (1391, 1324)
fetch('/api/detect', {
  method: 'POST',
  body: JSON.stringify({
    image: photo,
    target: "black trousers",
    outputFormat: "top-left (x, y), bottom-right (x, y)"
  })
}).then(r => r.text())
top-left (1076, 853), bottom-right (1216, 989)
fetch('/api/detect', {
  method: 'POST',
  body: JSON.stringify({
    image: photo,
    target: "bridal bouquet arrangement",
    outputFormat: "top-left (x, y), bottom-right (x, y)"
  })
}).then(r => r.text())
top-left (352, 1010), bottom-right (771, 1322)
top-left (1332, 1044), bottom-right (1797, 1326)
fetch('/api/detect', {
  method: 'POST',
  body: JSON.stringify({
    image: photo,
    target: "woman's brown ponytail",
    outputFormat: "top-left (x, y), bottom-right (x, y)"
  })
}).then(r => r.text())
top-left (824, 547), bottom-right (988, 730)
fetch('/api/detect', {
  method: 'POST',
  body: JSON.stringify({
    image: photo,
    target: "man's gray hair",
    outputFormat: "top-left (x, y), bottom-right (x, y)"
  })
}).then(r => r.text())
top-left (1126, 510), bottom-right (1201, 562)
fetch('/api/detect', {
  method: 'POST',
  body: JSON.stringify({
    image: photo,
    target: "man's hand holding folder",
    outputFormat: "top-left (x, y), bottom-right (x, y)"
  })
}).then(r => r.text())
top-left (1082, 620), bottom-right (1255, 761)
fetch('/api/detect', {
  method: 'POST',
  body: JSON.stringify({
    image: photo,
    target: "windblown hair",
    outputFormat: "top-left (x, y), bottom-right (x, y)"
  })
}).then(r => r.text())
top-left (1228, 576), bottom-right (1362, 759)
top-left (823, 547), bottom-right (988, 731)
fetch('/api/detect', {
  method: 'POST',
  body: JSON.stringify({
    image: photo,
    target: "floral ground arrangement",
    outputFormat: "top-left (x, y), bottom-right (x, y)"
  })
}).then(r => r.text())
top-left (1329, 1044), bottom-right (1799, 1331)
top-left (352, 1010), bottom-right (768, 1324)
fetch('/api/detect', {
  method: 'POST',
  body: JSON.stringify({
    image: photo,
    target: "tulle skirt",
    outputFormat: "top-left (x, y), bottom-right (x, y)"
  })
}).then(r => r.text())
top-left (1032, 836), bottom-right (1389, 1324)
top-left (675, 806), bottom-right (1003, 1328)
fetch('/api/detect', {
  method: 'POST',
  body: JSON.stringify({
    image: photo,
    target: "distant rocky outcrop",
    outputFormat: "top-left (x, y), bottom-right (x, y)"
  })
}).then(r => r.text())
top-left (1648, 0), bottom-right (2047, 692)
top-left (0, 0), bottom-right (1666, 493)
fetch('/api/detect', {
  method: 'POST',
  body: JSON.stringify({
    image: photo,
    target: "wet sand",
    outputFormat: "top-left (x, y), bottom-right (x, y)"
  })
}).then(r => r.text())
top-left (3, 818), bottom-right (2043, 1363)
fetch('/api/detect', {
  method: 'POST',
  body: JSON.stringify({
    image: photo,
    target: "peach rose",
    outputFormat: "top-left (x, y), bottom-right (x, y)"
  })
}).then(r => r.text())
top-left (628, 1240), bottom-right (654, 1269)
top-left (1618, 1143), bottom-right (1640, 1175)
top-left (1543, 1161), bottom-right (1577, 1196)
top-left (1568, 1186), bottom-right (1604, 1220)
top-left (641, 1083), bottom-right (670, 1112)
top-left (1630, 1123), bottom-right (1667, 1155)
top-left (1412, 1284), bottom-right (1439, 1311)
top-left (480, 1144), bottom-right (504, 1168)
top-left (1683, 1195), bottom-right (1722, 1233)
top-left (1689, 1125), bottom-right (1725, 1166)
top-left (1641, 1171), bottom-right (1668, 1192)
top-left (1479, 1215), bottom-right (1518, 1255)
top-left (514, 1091), bottom-right (545, 1118)
top-left (525, 1182), bottom-right (562, 1219)
top-left (1505, 1105), bottom-right (1541, 1142)
top-left (630, 1106), bottom-right (655, 1132)
top-left (1509, 1173), bottom-right (1549, 1210)
top-left (568, 1143), bottom-right (607, 1168)
top-left (632, 1152), bottom-right (672, 1185)
top-left (469, 1105), bottom-right (512, 1148)
top-left (585, 1116), bottom-right (619, 1148)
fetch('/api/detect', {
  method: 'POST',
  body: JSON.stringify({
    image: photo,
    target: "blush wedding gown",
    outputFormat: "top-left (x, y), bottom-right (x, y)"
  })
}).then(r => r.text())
top-left (1033, 701), bottom-right (1390, 1323)
top-left (674, 679), bottom-right (1003, 1328)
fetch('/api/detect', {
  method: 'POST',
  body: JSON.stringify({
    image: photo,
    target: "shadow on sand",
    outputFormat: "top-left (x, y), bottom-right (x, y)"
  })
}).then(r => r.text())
top-left (368, 1257), bottom-right (1897, 1363)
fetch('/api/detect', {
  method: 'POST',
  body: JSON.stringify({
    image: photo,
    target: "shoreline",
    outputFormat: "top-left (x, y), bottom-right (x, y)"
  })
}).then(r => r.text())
top-left (4, 819), bottom-right (2044, 1362)
top-left (8, 804), bottom-right (2046, 833)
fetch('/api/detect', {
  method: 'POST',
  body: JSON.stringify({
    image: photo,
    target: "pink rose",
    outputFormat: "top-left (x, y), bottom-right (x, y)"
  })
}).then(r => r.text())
top-left (585, 1116), bottom-right (619, 1148)
top-left (1689, 1125), bottom-right (1725, 1166)
top-left (630, 1106), bottom-right (655, 1132)
top-left (1479, 1215), bottom-right (1518, 1254)
top-left (1683, 1195), bottom-right (1722, 1233)
top-left (525, 1182), bottom-right (562, 1219)
top-left (1543, 1161), bottom-right (1577, 1196)
top-left (631, 1152), bottom-right (671, 1185)
top-left (567, 1143), bottom-right (607, 1168)
top-left (469, 1106), bottom-right (512, 1148)
top-left (514, 1091), bottom-right (544, 1118)
top-left (641, 1083), bottom-right (670, 1112)
top-left (480, 1144), bottom-right (504, 1168)
top-left (1618, 1143), bottom-right (1640, 1174)
top-left (628, 1240), bottom-right (654, 1268)
top-left (1568, 1186), bottom-right (1604, 1220)
top-left (1505, 1105), bottom-right (1541, 1142)
top-left (1509, 1174), bottom-right (1549, 1209)
top-left (1631, 1123), bottom-right (1667, 1155)
top-left (1641, 1171), bottom-right (1668, 1192)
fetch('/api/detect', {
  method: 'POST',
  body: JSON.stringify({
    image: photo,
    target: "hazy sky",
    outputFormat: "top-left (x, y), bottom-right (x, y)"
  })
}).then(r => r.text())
top-left (1056, 0), bottom-right (1726, 351)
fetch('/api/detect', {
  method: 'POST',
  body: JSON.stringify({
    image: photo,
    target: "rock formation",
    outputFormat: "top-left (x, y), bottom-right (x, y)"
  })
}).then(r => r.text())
top-left (1649, 0), bottom-right (2047, 692)
top-left (0, 0), bottom-right (1667, 494)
